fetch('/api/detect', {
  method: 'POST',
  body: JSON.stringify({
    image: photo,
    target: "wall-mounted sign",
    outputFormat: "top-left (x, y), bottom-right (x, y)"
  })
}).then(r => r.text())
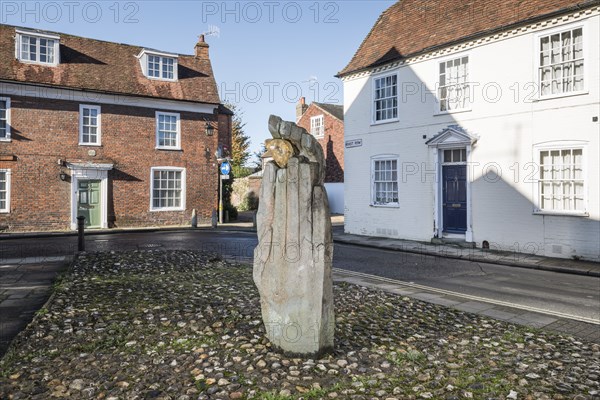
top-left (345, 139), bottom-right (363, 148)
top-left (220, 161), bottom-right (231, 175)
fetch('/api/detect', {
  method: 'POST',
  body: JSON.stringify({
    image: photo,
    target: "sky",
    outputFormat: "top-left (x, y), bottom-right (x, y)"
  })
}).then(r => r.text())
top-left (0, 0), bottom-right (395, 164)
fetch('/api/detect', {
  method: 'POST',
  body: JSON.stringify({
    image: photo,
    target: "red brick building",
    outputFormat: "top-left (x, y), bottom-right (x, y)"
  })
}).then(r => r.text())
top-left (296, 98), bottom-right (344, 183)
top-left (0, 25), bottom-right (231, 231)
top-left (296, 98), bottom-right (345, 213)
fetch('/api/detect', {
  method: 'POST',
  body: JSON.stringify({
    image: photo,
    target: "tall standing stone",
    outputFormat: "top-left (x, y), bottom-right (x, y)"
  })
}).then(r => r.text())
top-left (253, 115), bottom-right (334, 356)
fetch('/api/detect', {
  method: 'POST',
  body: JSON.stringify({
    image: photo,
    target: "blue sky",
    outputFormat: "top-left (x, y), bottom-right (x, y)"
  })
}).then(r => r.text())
top-left (1, 0), bottom-right (394, 163)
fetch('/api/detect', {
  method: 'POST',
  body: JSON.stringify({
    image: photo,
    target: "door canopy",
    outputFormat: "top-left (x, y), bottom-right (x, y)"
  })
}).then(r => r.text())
top-left (426, 125), bottom-right (478, 149)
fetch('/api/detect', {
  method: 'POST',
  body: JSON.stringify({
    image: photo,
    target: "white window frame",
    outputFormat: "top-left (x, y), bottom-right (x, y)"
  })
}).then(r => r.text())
top-left (148, 55), bottom-right (176, 80)
top-left (0, 169), bottom-right (11, 213)
top-left (155, 111), bottom-right (181, 150)
top-left (79, 104), bottom-right (102, 146)
top-left (0, 97), bottom-right (11, 142)
top-left (533, 142), bottom-right (588, 216)
top-left (372, 72), bottom-right (399, 124)
top-left (310, 115), bottom-right (324, 138)
top-left (150, 167), bottom-right (186, 212)
top-left (137, 49), bottom-right (178, 82)
top-left (15, 29), bottom-right (60, 66)
top-left (371, 155), bottom-right (400, 207)
top-left (535, 22), bottom-right (587, 100)
top-left (436, 54), bottom-right (471, 114)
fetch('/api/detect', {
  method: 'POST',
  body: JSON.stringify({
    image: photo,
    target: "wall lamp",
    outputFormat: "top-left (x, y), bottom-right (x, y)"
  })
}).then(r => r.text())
top-left (205, 123), bottom-right (215, 136)
top-left (59, 171), bottom-right (68, 181)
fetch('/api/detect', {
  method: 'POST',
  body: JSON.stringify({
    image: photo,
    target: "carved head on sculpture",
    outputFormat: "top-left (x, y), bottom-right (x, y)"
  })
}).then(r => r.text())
top-left (266, 115), bottom-right (326, 183)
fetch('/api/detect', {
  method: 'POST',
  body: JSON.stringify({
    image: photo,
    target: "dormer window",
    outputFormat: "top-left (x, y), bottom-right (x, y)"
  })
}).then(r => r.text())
top-left (15, 29), bottom-right (60, 66)
top-left (137, 49), bottom-right (178, 81)
top-left (148, 55), bottom-right (175, 79)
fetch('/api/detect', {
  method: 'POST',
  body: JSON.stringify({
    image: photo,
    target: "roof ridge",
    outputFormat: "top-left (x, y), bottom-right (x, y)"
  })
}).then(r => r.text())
top-left (311, 102), bottom-right (344, 121)
top-left (1, 23), bottom-right (198, 58)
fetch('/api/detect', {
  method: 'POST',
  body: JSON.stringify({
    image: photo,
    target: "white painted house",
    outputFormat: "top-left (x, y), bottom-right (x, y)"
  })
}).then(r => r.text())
top-left (338, 0), bottom-right (600, 261)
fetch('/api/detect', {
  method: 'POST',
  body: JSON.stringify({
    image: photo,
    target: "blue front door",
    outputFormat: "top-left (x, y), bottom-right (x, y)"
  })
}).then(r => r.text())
top-left (442, 165), bottom-right (467, 233)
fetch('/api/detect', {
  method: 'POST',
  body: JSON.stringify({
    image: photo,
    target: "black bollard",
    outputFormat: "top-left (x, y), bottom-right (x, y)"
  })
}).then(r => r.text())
top-left (77, 216), bottom-right (85, 252)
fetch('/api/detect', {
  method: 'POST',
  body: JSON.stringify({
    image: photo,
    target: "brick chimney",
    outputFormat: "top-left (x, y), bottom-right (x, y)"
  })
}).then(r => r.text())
top-left (195, 34), bottom-right (209, 58)
top-left (296, 97), bottom-right (308, 122)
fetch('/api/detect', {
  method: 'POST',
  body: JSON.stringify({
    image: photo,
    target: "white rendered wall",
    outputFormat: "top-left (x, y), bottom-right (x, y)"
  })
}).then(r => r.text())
top-left (324, 183), bottom-right (344, 215)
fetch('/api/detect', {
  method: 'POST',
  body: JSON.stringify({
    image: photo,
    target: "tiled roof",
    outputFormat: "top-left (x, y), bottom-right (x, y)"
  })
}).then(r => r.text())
top-left (338, 0), bottom-right (599, 77)
top-left (0, 24), bottom-right (221, 104)
top-left (313, 102), bottom-right (344, 121)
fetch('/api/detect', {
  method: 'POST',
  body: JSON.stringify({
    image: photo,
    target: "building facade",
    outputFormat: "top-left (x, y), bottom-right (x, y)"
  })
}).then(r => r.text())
top-left (339, 0), bottom-right (600, 260)
top-left (296, 98), bottom-right (345, 214)
top-left (0, 25), bottom-right (231, 231)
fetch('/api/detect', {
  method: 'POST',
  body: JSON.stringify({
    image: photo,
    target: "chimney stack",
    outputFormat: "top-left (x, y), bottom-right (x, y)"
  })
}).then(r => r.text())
top-left (195, 34), bottom-right (209, 58)
top-left (296, 97), bottom-right (308, 122)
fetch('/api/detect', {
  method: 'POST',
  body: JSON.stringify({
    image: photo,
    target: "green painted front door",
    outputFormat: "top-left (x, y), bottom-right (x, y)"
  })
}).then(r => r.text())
top-left (77, 180), bottom-right (101, 228)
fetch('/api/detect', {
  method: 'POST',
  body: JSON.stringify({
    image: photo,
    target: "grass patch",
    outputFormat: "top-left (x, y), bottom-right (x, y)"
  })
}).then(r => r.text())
top-left (386, 349), bottom-right (425, 366)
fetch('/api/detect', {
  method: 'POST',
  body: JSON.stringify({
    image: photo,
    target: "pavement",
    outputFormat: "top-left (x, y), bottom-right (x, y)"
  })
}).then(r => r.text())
top-left (0, 215), bottom-right (598, 358)
top-left (0, 256), bottom-right (72, 357)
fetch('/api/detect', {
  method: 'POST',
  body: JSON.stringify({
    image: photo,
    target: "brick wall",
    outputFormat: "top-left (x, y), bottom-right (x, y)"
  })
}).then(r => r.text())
top-left (0, 93), bottom-right (228, 231)
top-left (297, 104), bottom-right (344, 183)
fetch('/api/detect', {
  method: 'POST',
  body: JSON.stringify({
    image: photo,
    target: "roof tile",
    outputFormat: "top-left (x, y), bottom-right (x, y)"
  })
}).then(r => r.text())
top-left (0, 24), bottom-right (221, 104)
top-left (339, 0), bottom-right (599, 77)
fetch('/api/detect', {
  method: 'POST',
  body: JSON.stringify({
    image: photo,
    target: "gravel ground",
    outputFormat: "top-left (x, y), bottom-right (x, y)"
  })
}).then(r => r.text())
top-left (0, 250), bottom-right (598, 400)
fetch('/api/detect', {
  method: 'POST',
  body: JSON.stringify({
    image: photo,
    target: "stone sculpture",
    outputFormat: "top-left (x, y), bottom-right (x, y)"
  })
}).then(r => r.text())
top-left (253, 115), bottom-right (334, 356)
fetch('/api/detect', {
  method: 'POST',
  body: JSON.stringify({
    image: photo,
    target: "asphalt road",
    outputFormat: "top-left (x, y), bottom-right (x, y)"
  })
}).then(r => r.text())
top-left (1, 229), bottom-right (598, 322)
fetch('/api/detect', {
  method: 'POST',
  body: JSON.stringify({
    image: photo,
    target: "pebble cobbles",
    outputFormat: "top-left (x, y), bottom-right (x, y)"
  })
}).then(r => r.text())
top-left (0, 250), bottom-right (598, 399)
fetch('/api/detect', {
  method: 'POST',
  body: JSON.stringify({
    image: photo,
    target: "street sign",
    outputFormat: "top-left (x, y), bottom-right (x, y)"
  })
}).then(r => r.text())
top-left (221, 174), bottom-right (230, 180)
top-left (220, 161), bottom-right (231, 175)
top-left (345, 139), bottom-right (363, 148)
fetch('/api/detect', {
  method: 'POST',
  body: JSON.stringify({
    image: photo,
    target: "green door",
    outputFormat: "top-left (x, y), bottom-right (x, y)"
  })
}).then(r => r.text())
top-left (77, 180), bottom-right (101, 228)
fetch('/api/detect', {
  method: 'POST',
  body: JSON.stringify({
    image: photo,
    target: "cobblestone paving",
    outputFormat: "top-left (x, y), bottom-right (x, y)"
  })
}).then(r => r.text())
top-left (1, 251), bottom-right (598, 399)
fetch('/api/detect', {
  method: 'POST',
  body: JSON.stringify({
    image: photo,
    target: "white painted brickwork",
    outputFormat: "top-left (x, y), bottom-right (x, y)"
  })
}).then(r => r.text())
top-left (343, 12), bottom-right (600, 261)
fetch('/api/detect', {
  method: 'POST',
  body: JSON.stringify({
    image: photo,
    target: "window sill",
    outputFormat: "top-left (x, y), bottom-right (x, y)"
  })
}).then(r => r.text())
top-left (370, 203), bottom-right (400, 208)
top-left (79, 143), bottom-right (102, 147)
top-left (534, 90), bottom-right (589, 102)
top-left (434, 108), bottom-right (472, 117)
top-left (155, 147), bottom-right (182, 151)
top-left (371, 118), bottom-right (399, 127)
top-left (17, 59), bottom-right (58, 67)
top-left (146, 76), bottom-right (178, 82)
top-left (150, 207), bottom-right (185, 212)
top-left (533, 210), bottom-right (589, 217)
top-left (0, 138), bottom-right (11, 143)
